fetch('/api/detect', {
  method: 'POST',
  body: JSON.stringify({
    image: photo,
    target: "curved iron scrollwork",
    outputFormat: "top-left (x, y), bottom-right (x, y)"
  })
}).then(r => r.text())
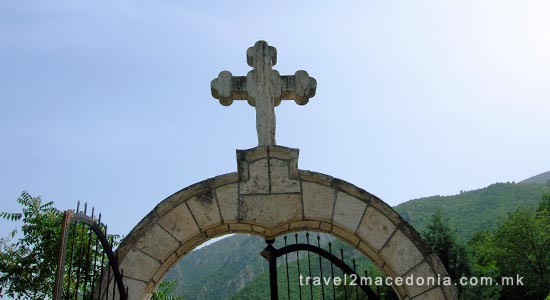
top-left (262, 233), bottom-right (380, 300)
top-left (54, 203), bottom-right (127, 300)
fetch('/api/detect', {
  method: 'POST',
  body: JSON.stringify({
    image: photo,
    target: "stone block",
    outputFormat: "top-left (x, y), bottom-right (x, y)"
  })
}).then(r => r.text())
top-left (124, 277), bottom-right (147, 300)
top-left (206, 224), bottom-right (229, 237)
top-left (252, 224), bottom-right (271, 236)
top-left (368, 196), bottom-right (403, 227)
top-left (153, 253), bottom-right (179, 284)
top-left (229, 223), bottom-right (252, 232)
top-left (411, 287), bottom-right (445, 300)
top-left (135, 224), bottom-right (178, 260)
top-left (176, 232), bottom-right (207, 256)
top-left (158, 202), bottom-right (200, 242)
top-left (209, 173), bottom-right (239, 188)
top-left (380, 230), bottom-right (424, 276)
top-left (299, 170), bottom-right (333, 186)
top-left (319, 222), bottom-right (332, 232)
top-left (357, 206), bottom-right (397, 251)
top-left (289, 220), bottom-right (320, 230)
top-left (302, 182), bottom-right (334, 221)
top-left (332, 225), bottom-right (360, 246)
top-left (270, 158), bottom-right (301, 193)
top-left (119, 248), bottom-right (160, 283)
top-left (268, 145), bottom-right (299, 160)
top-left (237, 146), bottom-right (268, 162)
top-left (358, 241), bottom-right (384, 267)
top-left (239, 159), bottom-right (270, 194)
top-left (271, 223), bottom-right (290, 236)
top-left (332, 179), bottom-right (372, 202)
top-left (404, 261), bottom-right (437, 298)
top-left (240, 194), bottom-right (302, 227)
top-left (333, 192), bottom-right (367, 232)
top-left (186, 191), bottom-right (222, 230)
top-left (216, 183), bottom-right (239, 223)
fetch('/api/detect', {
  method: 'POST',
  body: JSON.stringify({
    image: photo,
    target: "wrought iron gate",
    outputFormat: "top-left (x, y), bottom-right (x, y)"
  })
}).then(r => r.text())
top-left (54, 202), bottom-right (127, 300)
top-left (261, 233), bottom-right (380, 300)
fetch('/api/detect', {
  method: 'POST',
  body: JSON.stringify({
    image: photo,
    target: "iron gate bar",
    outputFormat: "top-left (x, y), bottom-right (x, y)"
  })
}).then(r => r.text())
top-left (340, 249), bottom-right (348, 299)
top-left (284, 236), bottom-right (291, 299)
top-left (294, 234), bottom-right (303, 300)
top-left (328, 242), bottom-right (336, 300)
top-left (316, 236), bottom-right (326, 299)
top-left (262, 238), bottom-right (379, 300)
top-left (261, 239), bottom-right (279, 300)
top-left (306, 233), bottom-right (313, 300)
top-left (54, 208), bottom-right (128, 300)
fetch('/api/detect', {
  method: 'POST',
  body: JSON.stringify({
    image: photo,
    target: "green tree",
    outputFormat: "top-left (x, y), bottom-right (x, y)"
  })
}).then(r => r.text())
top-left (537, 193), bottom-right (550, 213)
top-left (462, 230), bottom-right (501, 300)
top-left (0, 192), bottom-right (120, 299)
top-left (466, 194), bottom-right (550, 300)
top-left (422, 209), bottom-right (470, 292)
top-left (491, 208), bottom-right (550, 299)
top-left (0, 191), bottom-right (62, 299)
top-left (152, 280), bottom-right (184, 300)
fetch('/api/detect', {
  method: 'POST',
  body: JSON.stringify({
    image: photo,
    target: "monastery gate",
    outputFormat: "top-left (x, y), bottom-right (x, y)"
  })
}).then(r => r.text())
top-left (111, 41), bottom-right (458, 300)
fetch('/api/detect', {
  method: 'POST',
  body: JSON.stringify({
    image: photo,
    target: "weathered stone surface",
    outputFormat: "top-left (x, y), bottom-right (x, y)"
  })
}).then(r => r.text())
top-left (124, 277), bottom-right (147, 300)
top-left (240, 194), bottom-right (302, 227)
top-left (211, 40), bottom-right (316, 146)
top-left (269, 146), bottom-right (299, 161)
top-left (404, 261), bottom-right (438, 298)
top-left (332, 225), bottom-right (360, 246)
top-left (186, 192), bottom-right (222, 230)
top-left (333, 192), bottom-right (367, 232)
top-left (206, 224), bottom-right (229, 237)
top-left (176, 232), bottom-right (207, 256)
top-left (135, 224), bottom-right (178, 260)
top-left (333, 179), bottom-right (372, 202)
top-left (426, 253), bottom-right (459, 299)
top-left (319, 221), bottom-right (332, 232)
top-left (209, 172), bottom-right (239, 188)
top-left (239, 159), bottom-right (269, 194)
top-left (158, 202), bottom-right (200, 242)
top-left (357, 206), bottom-right (397, 251)
top-left (120, 248), bottom-right (160, 283)
top-left (229, 223), bottom-right (252, 232)
top-left (216, 183), bottom-right (239, 223)
top-left (299, 170), bottom-right (333, 186)
top-left (380, 230), bottom-right (425, 276)
top-left (358, 241), bottom-right (384, 267)
top-left (153, 253), bottom-right (179, 284)
top-left (368, 196), bottom-right (404, 227)
top-left (411, 287), bottom-right (446, 300)
top-left (289, 220), bottom-right (320, 230)
top-left (237, 146), bottom-right (268, 163)
top-left (270, 158), bottom-right (301, 193)
top-left (302, 182), bottom-right (334, 221)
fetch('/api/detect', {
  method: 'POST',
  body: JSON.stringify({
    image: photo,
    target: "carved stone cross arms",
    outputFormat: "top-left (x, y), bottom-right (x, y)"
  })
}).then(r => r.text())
top-left (211, 41), bottom-right (317, 146)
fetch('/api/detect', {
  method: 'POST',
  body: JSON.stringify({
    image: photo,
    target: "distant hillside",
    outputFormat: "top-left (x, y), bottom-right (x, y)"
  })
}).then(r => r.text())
top-left (519, 170), bottom-right (550, 185)
top-left (394, 182), bottom-right (550, 240)
top-left (164, 234), bottom-right (269, 299)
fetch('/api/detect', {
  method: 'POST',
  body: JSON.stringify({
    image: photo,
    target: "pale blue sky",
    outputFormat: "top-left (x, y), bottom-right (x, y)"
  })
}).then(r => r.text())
top-left (1, 1), bottom-right (549, 239)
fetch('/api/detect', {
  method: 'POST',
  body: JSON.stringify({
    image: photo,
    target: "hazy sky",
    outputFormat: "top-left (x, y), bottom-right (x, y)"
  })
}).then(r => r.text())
top-left (1, 1), bottom-right (549, 239)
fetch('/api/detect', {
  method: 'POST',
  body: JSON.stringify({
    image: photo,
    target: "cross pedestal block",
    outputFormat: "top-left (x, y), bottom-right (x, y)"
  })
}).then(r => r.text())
top-left (236, 145), bottom-right (302, 227)
top-left (236, 145), bottom-right (301, 195)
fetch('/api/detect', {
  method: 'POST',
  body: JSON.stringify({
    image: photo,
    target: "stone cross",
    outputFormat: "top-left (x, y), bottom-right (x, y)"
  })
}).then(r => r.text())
top-left (211, 40), bottom-right (317, 146)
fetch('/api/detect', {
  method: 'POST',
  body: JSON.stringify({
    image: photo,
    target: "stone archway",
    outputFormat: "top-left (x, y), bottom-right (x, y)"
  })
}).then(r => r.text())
top-left (114, 146), bottom-right (458, 300)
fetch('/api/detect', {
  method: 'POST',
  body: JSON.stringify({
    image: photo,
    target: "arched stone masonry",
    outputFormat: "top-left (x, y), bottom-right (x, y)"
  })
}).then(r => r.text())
top-left (113, 146), bottom-right (458, 300)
